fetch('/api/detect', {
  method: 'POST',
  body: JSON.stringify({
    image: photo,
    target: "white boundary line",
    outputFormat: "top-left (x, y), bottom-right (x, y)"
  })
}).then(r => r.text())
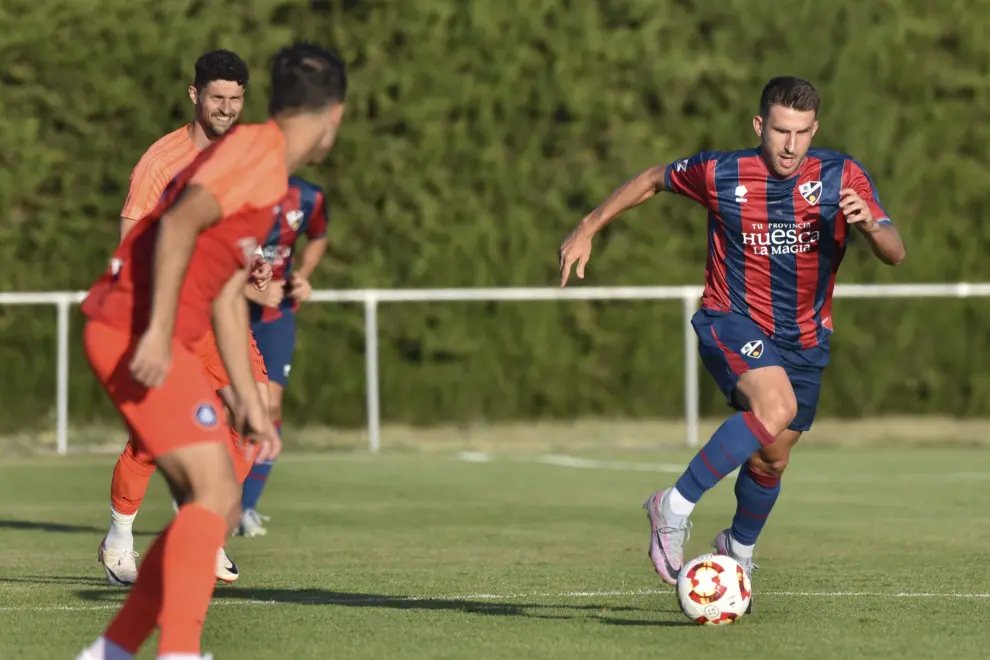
top-left (3, 588), bottom-right (989, 613)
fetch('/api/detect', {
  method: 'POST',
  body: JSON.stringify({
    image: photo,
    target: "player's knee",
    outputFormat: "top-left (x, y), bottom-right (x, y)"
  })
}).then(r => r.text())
top-left (749, 391), bottom-right (797, 437)
top-left (754, 452), bottom-right (789, 477)
top-left (269, 400), bottom-right (282, 424)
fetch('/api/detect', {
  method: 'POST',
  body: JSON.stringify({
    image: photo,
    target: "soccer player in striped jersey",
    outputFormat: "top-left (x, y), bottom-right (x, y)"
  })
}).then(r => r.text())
top-left (236, 176), bottom-right (329, 537)
top-left (558, 76), bottom-right (906, 610)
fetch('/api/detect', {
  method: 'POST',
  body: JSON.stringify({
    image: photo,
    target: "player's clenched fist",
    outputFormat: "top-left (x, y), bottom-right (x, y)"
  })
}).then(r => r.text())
top-left (558, 228), bottom-right (594, 288)
top-left (257, 280), bottom-right (286, 308)
top-left (129, 327), bottom-right (172, 388)
top-left (839, 188), bottom-right (878, 233)
top-left (289, 273), bottom-right (312, 302)
top-left (251, 258), bottom-right (273, 291)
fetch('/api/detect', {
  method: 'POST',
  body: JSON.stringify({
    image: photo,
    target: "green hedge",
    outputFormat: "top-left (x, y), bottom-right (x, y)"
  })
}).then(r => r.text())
top-left (2, 0), bottom-right (989, 431)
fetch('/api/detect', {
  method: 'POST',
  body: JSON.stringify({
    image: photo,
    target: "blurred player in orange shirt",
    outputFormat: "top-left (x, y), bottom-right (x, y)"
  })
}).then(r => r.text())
top-left (98, 50), bottom-right (272, 587)
top-left (75, 42), bottom-right (348, 660)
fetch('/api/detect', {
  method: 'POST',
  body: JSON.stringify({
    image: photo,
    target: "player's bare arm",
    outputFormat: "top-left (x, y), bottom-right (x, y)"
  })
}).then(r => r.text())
top-left (839, 188), bottom-right (906, 265)
top-left (214, 269), bottom-right (281, 462)
top-left (559, 165), bottom-right (667, 287)
top-left (129, 186), bottom-right (222, 387)
top-left (289, 236), bottom-right (327, 302)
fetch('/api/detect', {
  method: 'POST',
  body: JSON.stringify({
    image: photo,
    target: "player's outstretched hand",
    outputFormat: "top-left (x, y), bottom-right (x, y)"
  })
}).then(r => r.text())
top-left (839, 188), bottom-right (878, 233)
top-left (251, 258), bottom-right (273, 291)
top-left (129, 327), bottom-right (171, 388)
top-left (558, 228), bottom-right (593, 288)
top-left (289, 273), bottom-right (312, 302)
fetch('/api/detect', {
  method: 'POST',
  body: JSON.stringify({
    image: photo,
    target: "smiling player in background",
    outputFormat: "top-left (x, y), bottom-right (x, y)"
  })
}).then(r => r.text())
top-left (98, 49), bottom-right (272, 587)
top-left (76, 41), bottom-right (349, 660)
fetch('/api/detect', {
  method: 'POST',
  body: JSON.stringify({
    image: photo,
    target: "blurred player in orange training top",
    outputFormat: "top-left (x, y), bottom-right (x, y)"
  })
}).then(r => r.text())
top-left (98, 49), bottom-right (273, 587)
top-left (75, 42), bottom-right (348, 660)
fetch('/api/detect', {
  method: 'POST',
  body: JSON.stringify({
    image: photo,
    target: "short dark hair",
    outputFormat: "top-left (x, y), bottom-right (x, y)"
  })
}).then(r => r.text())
top-left (759, 76), bottom-right (820, 117)
top-left (268, 42), bottom-right (347, 116)
top-left (194, 50), bottom-right (250, 90)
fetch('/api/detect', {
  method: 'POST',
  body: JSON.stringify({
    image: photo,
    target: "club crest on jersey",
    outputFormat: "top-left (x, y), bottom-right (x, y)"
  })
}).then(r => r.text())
top-left (799, 180), bottom-right (823, 205)
top-left (193, 403), bottom-right (219, 428)
top-left (285, 209), bottom-right (304, 230)
top-left (740, 340), bottom-right (764, 359)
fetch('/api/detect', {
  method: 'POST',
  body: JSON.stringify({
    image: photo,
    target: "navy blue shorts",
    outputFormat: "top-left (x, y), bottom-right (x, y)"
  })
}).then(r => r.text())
top-left (692, 308), bottom-right (830, 432)
top-left (250, 310), bottom-right (297, 387)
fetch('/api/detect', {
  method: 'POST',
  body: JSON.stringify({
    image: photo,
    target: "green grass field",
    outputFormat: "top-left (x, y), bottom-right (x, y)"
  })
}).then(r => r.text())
top-left (2, 442), bottom-right (989, 659)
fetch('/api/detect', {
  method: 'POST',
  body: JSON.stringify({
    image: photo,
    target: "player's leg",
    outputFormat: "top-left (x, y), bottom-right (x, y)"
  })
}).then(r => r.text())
top-left (99, 433), bottom-right (155, 586)
top-left (715, 349), bottom-right (827, 597)
top-left (644, 309), bottom-right (795, 585)
top-left (77, 322), bottom-right (236, 659)
top-left (240, 313), bottom-right (294, 536)
top-left (193, 333), bottom-right (256, 583)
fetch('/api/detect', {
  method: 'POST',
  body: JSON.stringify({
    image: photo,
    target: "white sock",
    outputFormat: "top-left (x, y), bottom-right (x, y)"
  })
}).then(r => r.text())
top-left (729, 534), bottom-right (755, 559)
top-left (667, 487), bottom-right (696, 517)
top-left (83, 636), bottom-right (133, 660)
top-left (104, 507), bottom-right (136, 551)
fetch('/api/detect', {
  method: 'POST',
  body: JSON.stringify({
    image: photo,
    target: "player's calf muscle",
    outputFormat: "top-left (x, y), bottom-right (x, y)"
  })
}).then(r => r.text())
top-left (736, 366), bottom-right (797, 437)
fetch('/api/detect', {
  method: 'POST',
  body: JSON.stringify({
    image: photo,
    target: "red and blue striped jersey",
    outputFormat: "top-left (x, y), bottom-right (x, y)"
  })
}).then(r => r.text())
top-left (664, 147), bottom-right (892, 350)
top-left (250, 176), bottom-right (328, 323)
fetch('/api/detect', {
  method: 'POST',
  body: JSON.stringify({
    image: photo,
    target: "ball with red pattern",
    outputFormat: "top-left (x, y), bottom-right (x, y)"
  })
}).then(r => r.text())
top-left (676, 553), bottom-right (751, 626)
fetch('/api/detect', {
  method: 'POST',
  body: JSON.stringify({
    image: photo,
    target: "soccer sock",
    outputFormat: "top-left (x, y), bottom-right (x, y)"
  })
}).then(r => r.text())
top-left (157, 503), bottom-right (227, 656)
top-left (111, 437), bottom-right (157, 511)
top-left (105, 507), bottom-right (137, 551)
top-left (241, 418), bottom-right (280, 510)
top-left (104, 524), bottom-right (169, 654)
top-left (730, 461), bottom-right (782, 547)
top-left (673, 411), bottom-right (775, 504)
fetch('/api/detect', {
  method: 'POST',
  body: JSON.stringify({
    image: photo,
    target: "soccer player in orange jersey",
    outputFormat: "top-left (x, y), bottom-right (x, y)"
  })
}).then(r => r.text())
top-left (75, 42), bottom-right (348, 660)
top-left (99, 50), bottom-right (271, 586)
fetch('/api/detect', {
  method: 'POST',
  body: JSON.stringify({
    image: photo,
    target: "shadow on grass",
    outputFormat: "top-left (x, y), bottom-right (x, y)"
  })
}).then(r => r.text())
top-left (72, 585), bottom-right (692, 626)
top-left (0, 519), bottom-right (156, 536)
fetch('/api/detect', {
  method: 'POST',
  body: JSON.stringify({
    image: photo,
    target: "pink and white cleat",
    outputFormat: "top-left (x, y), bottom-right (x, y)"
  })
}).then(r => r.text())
top-left (642, 488), bottom-right (691, 585)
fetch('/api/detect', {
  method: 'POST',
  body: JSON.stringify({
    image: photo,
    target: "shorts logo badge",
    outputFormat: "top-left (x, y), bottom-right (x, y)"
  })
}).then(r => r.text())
top-left (194, 403), bottom-right (219, 428)
top-left (740, 340), bottom-right (764, 359)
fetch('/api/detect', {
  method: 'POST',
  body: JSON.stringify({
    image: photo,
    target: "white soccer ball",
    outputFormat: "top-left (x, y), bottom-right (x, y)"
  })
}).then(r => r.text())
top-left (676, 553), bottom-right (752, 625)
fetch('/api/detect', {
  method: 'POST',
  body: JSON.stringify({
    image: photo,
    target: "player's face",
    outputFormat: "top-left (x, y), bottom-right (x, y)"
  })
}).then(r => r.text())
top-left (188, 80), bottom-right (245, 138)
top-left (753, 105), bottom-right (818, 178)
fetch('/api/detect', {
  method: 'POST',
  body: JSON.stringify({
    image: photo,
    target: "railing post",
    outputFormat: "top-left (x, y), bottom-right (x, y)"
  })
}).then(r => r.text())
top-left (363, 294), bottom-right (381, 453)
top-left (682, 294), bottom-right (699, 448)
top-left (56, 296), bottom-right (70, 455)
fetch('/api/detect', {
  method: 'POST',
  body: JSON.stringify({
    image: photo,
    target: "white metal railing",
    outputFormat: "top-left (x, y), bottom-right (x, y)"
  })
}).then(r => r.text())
top-left (3, 282), bottom-right (990, 455)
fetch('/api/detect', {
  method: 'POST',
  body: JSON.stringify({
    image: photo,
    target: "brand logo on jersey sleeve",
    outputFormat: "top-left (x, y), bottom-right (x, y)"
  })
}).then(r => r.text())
top-left (799, 180), bottom-right (823, 205)
top-left (740, 340), bottom-right (764, 359)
